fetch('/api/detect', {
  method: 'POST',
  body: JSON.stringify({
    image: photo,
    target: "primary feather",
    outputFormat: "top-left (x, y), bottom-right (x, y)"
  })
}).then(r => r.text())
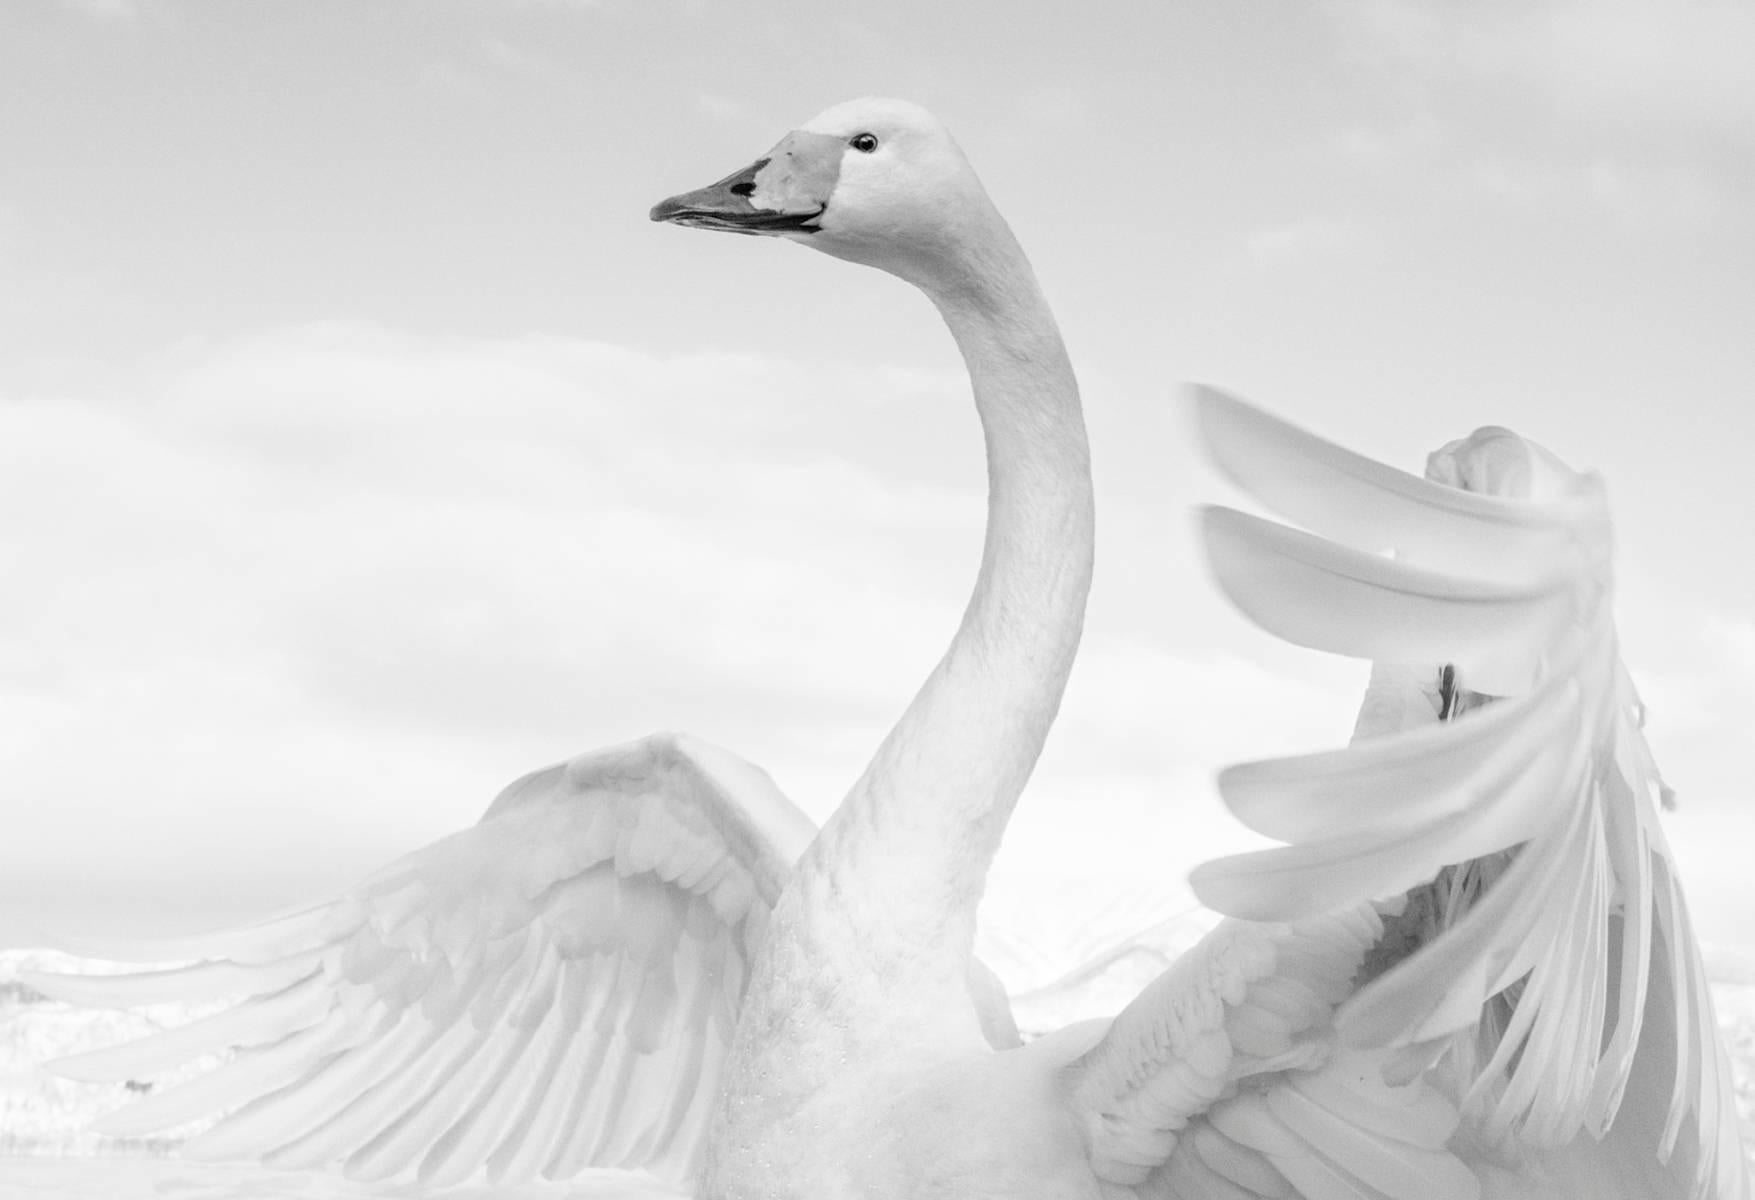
top-left (1186, 386), bottom-right (1743, 1199)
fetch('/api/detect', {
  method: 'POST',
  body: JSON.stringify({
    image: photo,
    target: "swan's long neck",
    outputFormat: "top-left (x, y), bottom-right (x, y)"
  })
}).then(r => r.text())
top-left (767, 207), bottom-right (1094, 1043)
top-left (830, 269), bottom-right (1092, 910)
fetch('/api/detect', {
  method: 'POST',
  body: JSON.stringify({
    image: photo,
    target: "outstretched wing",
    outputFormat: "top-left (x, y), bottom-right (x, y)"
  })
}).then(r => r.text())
top-left (28, 731), bottom-right (815, 1189)
top-left (1184, 387), bottom-right (1744, 1198)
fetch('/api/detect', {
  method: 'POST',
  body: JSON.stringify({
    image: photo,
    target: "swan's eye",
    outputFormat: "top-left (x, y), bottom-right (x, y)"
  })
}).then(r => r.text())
top-left (850, 133), bottom-right (879, 154)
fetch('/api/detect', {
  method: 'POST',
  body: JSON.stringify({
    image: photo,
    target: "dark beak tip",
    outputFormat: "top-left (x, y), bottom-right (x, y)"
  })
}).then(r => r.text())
top-left (648, 165), bottom-right (820, 235)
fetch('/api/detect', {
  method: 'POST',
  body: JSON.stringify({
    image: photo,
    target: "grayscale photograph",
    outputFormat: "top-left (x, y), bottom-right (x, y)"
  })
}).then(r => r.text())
top-left (1, 2), bottom-right (1752, 1198)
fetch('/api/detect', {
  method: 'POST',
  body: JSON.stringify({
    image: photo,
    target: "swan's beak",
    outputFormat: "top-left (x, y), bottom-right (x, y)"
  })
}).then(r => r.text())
top-left (650, 131), bottom-right (843, 236)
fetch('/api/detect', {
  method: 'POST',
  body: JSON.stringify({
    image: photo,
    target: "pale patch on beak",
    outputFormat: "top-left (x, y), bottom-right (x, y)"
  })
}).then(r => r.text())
top-left (650, 131), bottom-right (845, 235)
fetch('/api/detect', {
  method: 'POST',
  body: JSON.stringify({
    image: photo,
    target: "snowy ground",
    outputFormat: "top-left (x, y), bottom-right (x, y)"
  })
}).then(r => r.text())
top-left (4, 936), bottom-right (1753, 1198)
top-left (0, 1160), bottom-right (677, 1200)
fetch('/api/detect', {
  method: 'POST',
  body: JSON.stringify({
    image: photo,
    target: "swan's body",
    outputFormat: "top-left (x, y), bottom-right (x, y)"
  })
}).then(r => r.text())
top-left (32, 100), bottom-right (1746, 1200)
top-left (672, 101), bottom-right (1097, 1196)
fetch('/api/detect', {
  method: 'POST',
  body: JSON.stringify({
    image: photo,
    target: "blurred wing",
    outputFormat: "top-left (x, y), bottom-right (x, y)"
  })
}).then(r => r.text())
top-left (1193, 384), bottom-right (1598, 590)
top-left (28, 732), bottom-right (815, 1189)
top-left (1063, 910), bottom-right (1481, 1199)
top-left (1185, 388), bottom-right (1744, 1199)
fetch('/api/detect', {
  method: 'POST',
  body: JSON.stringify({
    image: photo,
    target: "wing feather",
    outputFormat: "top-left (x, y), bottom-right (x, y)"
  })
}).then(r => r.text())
top-left (33, 732), bottom-right (817, 1187)
top-left (49, 902), bottom-right (362, 966)
top-left (28, 948), bottom-right (329, 1010)
top-left (1192, 384), bottom-right (1599, 586)
top-left (419, 989), bottom-right (554, 1187)
top-left (1201, 505), bottom-right (1577, 696)
top-left (94, 1004), bottom-right (356, 1137)
top-left (48, 971), bottom-right (331, 1082)
top-left (1066, 910), bottom-right (1484, 1197)
top-left (1151, 1145), bottom-right (1269, 1199)
top-left (1216, 664), bottom-right (1581, 845)
top-left (487, 957), bottom-right (598, 1182)
top-left (1190, 1121), bottom-right (1297, 1196)
top-left (1187, 392), bottom-right (1745, 1198)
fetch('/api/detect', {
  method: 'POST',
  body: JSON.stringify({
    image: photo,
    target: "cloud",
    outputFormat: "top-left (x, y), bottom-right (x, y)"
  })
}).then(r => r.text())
top-left (0, 323), bottom-right (1376, 944)
top-left (1320, 0), bottom-right (1751, 230)
top-left (418, 34), bottom-right (574, 97)
top-left (1244, 217), bottom-right (1370, 265)
top-left (695, 94), bottom-right (748, 125)
top-left (1466, 156), bottom-right (1724, 229)
top-left (1329, 0), bottom-right (1755, 135)
top-left (478, 37), bottom-right (568, 86)
top-left (0, 325), bottom-right (1341, 940)
top-left (1639, 617), bottom-right (1755, 947)
top-left (1532, 1), bottom-right (1755, 131)
top-left (0, 329), bottom-right (934, 921)
top-left (1716, 621), bottom-right (1755, 673)
top-left (1328, 115), bottom-right (1443, 166)
top-left (56, 0), bottom-right (140, 18)
top-left (1620, 612), bottom-right (1755, 946)
top-left (1636, 617), bottom-right (1755, 743)
top-left (1013, 86), bottom-right (1089, 133)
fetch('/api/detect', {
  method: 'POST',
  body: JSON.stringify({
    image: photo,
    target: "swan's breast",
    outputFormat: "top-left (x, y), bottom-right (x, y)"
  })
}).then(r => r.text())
top-left (704, 1041), bottom-right (1107, 1200)
top-left (872, 1047), bottom-right (1109, 1200)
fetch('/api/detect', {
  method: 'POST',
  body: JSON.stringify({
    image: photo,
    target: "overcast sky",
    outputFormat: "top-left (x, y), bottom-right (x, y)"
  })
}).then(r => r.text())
top-left (2, 0), bottom-right (1752, 960)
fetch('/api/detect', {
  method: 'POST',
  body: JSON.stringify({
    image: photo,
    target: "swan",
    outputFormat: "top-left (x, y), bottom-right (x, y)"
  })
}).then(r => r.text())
top-left (29, 98), bottom-right (1746, 1200)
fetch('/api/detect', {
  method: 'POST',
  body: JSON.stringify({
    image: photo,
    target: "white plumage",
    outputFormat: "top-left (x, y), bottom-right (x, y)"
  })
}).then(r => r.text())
top-left (31, 100), bottom-right (1746, 1199)
top-left (39, 735), bottom-right (810, 1185)
top-left (1189, 386), bottom-right (1743, 1198)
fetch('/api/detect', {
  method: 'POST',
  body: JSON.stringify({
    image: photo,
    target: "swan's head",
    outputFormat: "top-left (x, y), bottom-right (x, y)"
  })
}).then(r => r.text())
top-left (1426, 426), bottom-right (1584, 502)
top-left (650, 98), bottom-right (1003, 290)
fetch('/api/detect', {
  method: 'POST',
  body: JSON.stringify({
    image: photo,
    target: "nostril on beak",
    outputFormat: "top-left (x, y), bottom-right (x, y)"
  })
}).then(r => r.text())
top-left (729, 181), bottom-right (756, 197)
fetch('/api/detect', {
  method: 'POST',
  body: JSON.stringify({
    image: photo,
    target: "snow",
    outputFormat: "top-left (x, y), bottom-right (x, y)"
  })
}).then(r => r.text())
top-left (0, 1159), bottom-right (677, 1200)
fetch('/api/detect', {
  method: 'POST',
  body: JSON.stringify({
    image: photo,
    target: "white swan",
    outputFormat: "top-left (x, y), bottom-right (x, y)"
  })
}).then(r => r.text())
top-left (31, 99), bottom-right (1745, 1200)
